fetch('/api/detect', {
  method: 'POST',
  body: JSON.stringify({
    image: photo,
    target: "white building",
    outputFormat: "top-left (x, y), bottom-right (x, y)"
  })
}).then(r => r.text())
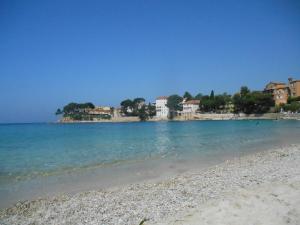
top-left (182, 100), bottom-right (200, 114)
top-left (155, 96), bottom-right (169, 118)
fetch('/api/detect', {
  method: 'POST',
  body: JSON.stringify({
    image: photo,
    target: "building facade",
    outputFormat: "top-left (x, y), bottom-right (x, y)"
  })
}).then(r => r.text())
top-left (88, 106), bottom-right (112, 120)
top-left (288, 78), bottom-right (300, 97)
top-left (155, 96), bottom-right (169, 118)
top-left (264, 77), bottom-right (300, 105)
top-left (182, 100), bottom-right (200, 114)
top-left (264, 82), bottom-right (289, 105)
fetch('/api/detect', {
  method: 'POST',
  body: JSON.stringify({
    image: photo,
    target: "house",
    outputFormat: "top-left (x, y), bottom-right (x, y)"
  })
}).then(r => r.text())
top-left (182, 100), bottom-right (200, 114)
top-left (264, 77), bottom-right (300, 105)
top-left (136, 100), bottom-right (146, 110)
top-left (155, 96), bottom-right (169, 118)
top-left (88, 106), bottom-right (112, 115)
top-left (264, 82), bottom-right (289, 105)
top-left (288, 78), bottom-right (300, 97)
top-left (88, 106), bottom-right (112, 119)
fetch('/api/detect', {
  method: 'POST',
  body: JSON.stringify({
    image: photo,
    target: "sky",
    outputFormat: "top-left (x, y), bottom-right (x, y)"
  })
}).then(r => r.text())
top-left (0, 0), bottom-right (300, 123)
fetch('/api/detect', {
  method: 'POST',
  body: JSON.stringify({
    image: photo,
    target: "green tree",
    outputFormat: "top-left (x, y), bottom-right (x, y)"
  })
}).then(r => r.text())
top-left (120, 99), bottom-right (134, 116)
top-left (132, 98), bottom-right (146, 116)
top-left (233, 87), bottom-right (274, 114)
top-left (70, 114), bottom-right (82, 121)
top-left (283, 102), bottom-right (300, 112)
top-left (147, 103), bottom-right (156, 118)
top-left (250, 91), bottom-right (274, 113)
top-left (62, 102), bottom-right (95, 115)
top-left (199, 95), bottom-right (214, 112)
top-left (133, 98), bottom-right (145, 105)
top-left (81, 102), bottom-right (95, 109)
top-left (55, 108), bottom-right (62, 115)
top-left (183, 91), bottom-right (193, 101)
top-left (137, 105), bottom-right (149, 121)
top-left (167, 95), bottom-right (183, 118)
top-left (233, 93), bottom-right (243, 113)
top-left (214, 95), bottom-right (226, 111)
top-left (194, 93), bottom-right (203, 100)
top-left (199, 93), bottom-right (231, 113)
top-left (240, 86), bottom-right (250, 97)
top-left (287, 96), bottom-right (300, 104)
top-left (63, 102), bottom-right (79, 114)
top-left (210, 90), bottom-right (215, 99)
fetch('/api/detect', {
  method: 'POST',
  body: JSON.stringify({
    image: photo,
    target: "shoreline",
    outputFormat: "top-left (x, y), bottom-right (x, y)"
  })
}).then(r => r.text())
top-left (1, 144), bottom-right (299, 224)
top-left (58, 113), bottom-right (300, 123)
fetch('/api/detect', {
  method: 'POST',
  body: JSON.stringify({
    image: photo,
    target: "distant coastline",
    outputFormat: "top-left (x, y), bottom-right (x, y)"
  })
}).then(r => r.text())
top-left (59, 112), bottom-right (300, 123)
top-left (56, 80), bottom-right (300, 124)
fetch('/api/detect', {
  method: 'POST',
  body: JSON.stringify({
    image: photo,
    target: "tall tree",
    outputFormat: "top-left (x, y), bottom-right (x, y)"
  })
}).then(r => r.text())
top-left (233, 87), bottom-right (274, 114)
top-left (195, 93), bottom-right (203, 100)
top-left (199, 95), bottom-right (214, 112)
top-left (147, 103), bottom-right (156, 118)
top-left (210, 90), bottom-right (215, 99)
top-left (133, 98), bottom-right (145, 106)
top-left (81, 102), bottom-right (95, 109)
top-left (132, 97), bottom-right (146, 116)
top-left (167, 95), bottom-right (183, 118)
top-left (240, 86), bottom-right (250, 97)
top-left (62, 102), bottom-right (95, 115)
top-left (63, 102), bottom-right (79, 114)
top-left (137, 105), bottom-right (149, 121)
top-left (183, 91), bottom-right (193, 101)
top-left (55, 108), bottom-right (62, 115)
top-left (120, 99), bottom-right (134, 116)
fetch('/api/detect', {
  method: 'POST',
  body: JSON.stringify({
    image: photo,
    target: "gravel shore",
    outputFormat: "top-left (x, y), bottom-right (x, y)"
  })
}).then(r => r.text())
top-left (1, 144), bottom-right (299, 225)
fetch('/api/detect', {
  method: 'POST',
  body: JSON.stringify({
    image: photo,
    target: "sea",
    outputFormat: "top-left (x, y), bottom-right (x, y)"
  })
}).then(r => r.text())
top-left (0, 120), bottom-right (300, 207)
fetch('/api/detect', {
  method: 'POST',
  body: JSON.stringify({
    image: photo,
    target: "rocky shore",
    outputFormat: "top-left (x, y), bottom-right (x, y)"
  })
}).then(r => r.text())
top-left (59, 113), bottom-right (300, 123)
top-left (1, 144), bottom-right (300, 225)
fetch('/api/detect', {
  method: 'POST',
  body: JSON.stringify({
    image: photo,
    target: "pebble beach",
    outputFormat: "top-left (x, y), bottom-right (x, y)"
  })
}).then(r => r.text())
top-left (0, 144), bottom-right (299, 225)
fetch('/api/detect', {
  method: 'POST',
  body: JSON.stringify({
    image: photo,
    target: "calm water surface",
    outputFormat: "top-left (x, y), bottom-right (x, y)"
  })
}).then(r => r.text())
top-left (0, 120), bottom-right (300, 207)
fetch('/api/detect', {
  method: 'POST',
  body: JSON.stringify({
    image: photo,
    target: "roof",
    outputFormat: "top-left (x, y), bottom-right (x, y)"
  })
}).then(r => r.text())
top-left (289, 79), bottom-right (300, 83)
top-left (268, 81), bottom-right (286, 85)
top-left (265, 82), bottom-right (288, 90)
top-left (88, 108), bottom-right (111, 114)
top-left (156, 96), bottom-right (168, 100)
top-left (183, 100), bottom-right (200, 105)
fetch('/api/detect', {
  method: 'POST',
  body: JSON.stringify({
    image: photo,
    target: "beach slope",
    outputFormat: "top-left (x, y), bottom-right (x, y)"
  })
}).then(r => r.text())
top-left (158, 179), bottom-right (300, 225)
top-left (1, 145), bottom-right (300, 225)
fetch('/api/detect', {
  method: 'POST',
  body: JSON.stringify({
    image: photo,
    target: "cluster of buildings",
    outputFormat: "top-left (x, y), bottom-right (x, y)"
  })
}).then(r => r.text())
top-left (155, 77), bottom-right (300, 119)
top-left (155, 97), bottom-right (200, 119)
top-left (73, 77), bottom-right (300, 121)
top-left (264, 77), bottom-right (300, 105)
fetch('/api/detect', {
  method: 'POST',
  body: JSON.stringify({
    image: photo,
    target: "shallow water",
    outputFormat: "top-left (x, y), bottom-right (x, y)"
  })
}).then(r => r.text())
top-left (0, 120), bottom-right (300, 207)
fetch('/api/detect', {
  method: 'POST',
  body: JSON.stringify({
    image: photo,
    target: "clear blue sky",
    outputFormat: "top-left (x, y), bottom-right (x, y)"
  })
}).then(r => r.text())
top-left (0, 0), bottom-right (300, 123)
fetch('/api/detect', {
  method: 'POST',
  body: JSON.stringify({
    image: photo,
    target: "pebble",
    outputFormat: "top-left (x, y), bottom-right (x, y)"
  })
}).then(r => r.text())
top-left (0, 145), bottom-right (300, 225)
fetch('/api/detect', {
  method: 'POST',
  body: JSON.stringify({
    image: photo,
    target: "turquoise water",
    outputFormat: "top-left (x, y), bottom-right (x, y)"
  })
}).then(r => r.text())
top-left (0, 120), bottom-right (300, 206)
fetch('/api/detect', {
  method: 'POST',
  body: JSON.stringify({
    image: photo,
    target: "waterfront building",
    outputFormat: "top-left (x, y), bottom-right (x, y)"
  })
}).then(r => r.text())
top-left (182, 100), bottom-right (200, 114)
top-left (264, 82), bottom-right (289, 105)
top-left (288, 78), bottom-right (300, 97)
top-left (155, 96), bottom-right (169, 118)
top-left (264, 77), bottom-right (300, 105)
top-left (88, 106), bottom-right (112, 119)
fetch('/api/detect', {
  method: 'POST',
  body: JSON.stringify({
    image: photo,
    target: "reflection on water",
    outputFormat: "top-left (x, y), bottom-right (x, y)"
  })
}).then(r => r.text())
top-left (153, 122), bottom-right (172, 158)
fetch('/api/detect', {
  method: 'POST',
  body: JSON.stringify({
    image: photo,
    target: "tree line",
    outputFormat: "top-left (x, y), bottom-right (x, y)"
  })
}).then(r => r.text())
top-left (276, 96), bottom-right (300, 113)
top-left (120, 98), bottom-right (156, 121)
top-left (55, 102), bottom-right (99, 121)
top-left (165, 86), bottom-right (275, 117)
top-left (56, 85), bottom-right (299, 122)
